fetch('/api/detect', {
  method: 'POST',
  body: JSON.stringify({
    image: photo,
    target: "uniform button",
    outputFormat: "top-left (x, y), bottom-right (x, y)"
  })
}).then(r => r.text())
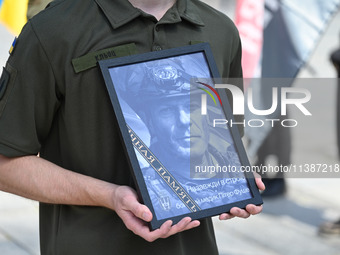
top-left (153, 45), bottom-right (162, 51)
top-left (155, 26), bottom-right (160, 32)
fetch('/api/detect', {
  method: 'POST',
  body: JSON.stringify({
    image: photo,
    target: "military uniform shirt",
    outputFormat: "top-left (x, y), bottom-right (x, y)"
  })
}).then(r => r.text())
top-left (0, 0), bottom-right (243, 254)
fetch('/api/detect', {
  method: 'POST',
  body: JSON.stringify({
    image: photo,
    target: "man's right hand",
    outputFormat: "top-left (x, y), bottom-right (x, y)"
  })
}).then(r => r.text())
top-left (0, 154), bottom-right (200, 242)
top-left (111, 185), bottom-right (200, 242)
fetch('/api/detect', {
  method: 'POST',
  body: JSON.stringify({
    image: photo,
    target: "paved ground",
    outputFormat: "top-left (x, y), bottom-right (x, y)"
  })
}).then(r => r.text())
top-left (1, 3), bottom-right (340, 255)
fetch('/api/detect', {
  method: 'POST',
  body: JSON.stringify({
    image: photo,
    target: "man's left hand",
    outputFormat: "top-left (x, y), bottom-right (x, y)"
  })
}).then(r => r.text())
top-left (218, 174), bottom-right (265, 220)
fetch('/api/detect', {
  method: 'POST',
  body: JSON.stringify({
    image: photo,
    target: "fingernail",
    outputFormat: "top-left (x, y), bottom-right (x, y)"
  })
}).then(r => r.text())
top-left (142, 212), bottom-right (149, 221)
top-left (234, 208), bottom-right (240, 214)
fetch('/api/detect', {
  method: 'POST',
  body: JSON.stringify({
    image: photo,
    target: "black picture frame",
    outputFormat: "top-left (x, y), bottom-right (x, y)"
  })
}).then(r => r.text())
top-left (99, 43), bottom-right (263, 230)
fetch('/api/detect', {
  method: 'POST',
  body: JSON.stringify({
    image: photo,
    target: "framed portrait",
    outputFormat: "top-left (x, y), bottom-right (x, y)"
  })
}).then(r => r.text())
top-left (99, 43), bottom-right (263, 230)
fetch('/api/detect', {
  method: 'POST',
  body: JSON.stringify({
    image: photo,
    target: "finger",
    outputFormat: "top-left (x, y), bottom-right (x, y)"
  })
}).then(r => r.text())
top-left (164, 217), bottom-right (200, 237)
top-left (140, 220), bottom-right (173, 242)
top-left (219, 213), bottom-right (235, 221)
top-left (123, 210), bottom-right (153, 236)
top-left (246, 204), bottom-right (263, 215)
top-left (253, 172), bottom-right (261, 178)
top-left (254, 174), bottom-right (265, 191)
top-left (122, 197), bottom-right (153, 222)
top-left (229, 207), bottom-right (250, 218)
top-left (182, 220), bottom-right (200, 231)
top-left (139, 218), bottom-right (200, 242)
top-left (167, 217), bottom-right (191, 235)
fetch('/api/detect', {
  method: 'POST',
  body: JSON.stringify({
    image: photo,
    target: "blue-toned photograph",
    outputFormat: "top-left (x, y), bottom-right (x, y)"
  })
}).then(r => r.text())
top-left (108, 52), bottom-right (252, 220)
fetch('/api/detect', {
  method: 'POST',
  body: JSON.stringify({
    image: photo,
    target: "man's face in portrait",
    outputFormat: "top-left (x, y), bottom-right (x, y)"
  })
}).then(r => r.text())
top-left (148, 95), bottom-right (210, 159)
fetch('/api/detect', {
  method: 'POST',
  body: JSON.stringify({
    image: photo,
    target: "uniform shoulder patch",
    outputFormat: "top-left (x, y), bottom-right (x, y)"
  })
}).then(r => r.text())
top-left (9, 37), bottom-right (17, 55)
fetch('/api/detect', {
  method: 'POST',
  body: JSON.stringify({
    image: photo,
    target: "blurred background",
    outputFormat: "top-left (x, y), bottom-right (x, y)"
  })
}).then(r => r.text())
top-left (1, 0), bottom-right (340, 254)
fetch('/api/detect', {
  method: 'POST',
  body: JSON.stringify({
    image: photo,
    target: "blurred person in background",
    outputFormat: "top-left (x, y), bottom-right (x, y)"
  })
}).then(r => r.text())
top-left (255, 124), bottom-right (290, 197)
top-left (318, 45), bottom-right (340, 236)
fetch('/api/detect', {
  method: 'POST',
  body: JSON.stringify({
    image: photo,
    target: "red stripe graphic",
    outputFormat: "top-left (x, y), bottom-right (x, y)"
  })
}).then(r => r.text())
top-left (196, 81), bottom-right (223, 107)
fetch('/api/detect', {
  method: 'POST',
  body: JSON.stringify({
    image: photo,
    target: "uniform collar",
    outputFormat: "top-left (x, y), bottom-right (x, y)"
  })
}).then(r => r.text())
top-left (177, 0), bottom-right (205, 26)
top-left (94, 0), bottom-right (205, 29)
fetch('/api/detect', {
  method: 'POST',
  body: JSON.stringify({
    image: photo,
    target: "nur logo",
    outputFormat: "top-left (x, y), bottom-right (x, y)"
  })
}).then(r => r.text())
top-left (198, 82), bottom-right (312, 117)
top-left (196, 82), bottom-right (222, 115)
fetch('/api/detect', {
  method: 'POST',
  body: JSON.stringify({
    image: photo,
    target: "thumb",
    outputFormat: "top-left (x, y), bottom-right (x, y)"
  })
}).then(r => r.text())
top-left (255, 176), bottom-right (265, 191)
top-left (125, 198), bottom-right (153, 222)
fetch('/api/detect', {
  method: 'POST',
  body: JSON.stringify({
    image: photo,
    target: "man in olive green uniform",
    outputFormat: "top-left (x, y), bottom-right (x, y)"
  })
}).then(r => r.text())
top-left (0, 0), bottom-right (264, 254)
top-left (27, 0), bottom-right (52, 19)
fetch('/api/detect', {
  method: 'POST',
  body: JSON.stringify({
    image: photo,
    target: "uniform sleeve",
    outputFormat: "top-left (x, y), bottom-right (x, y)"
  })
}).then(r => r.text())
top-left (229, 37), bottom-right (243, 79)
top-left (226, 31), bottom-right (244, 136)
top-left (0, 21), bottom-right (61, 157)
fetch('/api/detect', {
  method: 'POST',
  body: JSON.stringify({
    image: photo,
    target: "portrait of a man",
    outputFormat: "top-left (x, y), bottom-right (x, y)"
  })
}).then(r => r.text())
top-left (108, 52), bottom-right (252, 220)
